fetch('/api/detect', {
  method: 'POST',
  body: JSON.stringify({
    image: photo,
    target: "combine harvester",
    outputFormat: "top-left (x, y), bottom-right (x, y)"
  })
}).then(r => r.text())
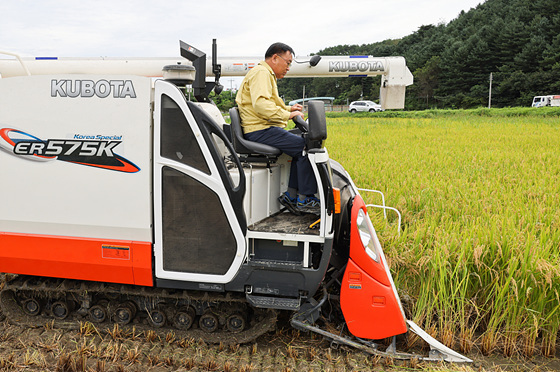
top-left (0, 40), bottom-right (471, 363)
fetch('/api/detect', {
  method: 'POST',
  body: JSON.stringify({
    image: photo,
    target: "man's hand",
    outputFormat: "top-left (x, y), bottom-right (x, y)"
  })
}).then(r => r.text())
top-left (289, 110), bottom-right (305, 120)
top-left (290, 104), bottom-right (303, 112)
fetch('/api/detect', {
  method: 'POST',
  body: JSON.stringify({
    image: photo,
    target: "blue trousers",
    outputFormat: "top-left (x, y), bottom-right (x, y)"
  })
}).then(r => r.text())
top-left (245, 127), bottom-right (317, 196)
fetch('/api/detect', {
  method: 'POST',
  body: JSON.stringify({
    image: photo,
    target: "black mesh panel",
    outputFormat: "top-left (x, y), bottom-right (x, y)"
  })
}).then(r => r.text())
top-left (160, 95), bottom-right (210, 174)
top-left (162, 167), bottom-right (237, 275)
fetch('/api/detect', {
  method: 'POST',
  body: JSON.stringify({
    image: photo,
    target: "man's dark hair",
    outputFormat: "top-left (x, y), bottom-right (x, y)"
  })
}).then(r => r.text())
top-left (265, 42), bottom-right (295, 59)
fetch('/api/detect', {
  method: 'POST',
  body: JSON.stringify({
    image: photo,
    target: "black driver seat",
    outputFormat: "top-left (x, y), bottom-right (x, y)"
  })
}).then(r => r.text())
top-left (229, 107), bottom-right (282, 163)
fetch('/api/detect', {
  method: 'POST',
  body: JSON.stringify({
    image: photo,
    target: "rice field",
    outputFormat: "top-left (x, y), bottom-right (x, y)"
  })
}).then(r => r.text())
top-left (326, 108), bottom-right (560, 358)
top-left (0, 108), bottom-right (558, 371)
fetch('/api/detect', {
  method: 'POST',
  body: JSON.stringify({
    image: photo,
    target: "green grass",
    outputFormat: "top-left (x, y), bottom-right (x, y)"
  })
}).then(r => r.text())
top-left (327, 106), bottom-right (560, 118)
top-left (326, 112), bottom-right (560, 357)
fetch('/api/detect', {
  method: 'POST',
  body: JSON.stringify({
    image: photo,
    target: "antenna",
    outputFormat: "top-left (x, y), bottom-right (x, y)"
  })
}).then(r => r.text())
top-left (212, 39), bottom-right (223, 95)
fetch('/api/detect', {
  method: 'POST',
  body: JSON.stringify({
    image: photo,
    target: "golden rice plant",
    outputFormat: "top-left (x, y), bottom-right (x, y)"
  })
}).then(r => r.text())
top-left (327, 111), bottom-right (560, 357)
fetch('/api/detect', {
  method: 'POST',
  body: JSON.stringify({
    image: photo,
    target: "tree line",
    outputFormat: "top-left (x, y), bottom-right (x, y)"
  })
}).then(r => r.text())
top-left (277, 0), bottom-right (560, 109)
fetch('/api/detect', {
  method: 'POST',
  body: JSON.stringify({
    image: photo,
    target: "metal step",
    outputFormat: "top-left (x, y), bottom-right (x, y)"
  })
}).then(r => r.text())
top-left (246, 294), bottom-right (300, 310)
top-left (248, 259), bottom-right (303, 270)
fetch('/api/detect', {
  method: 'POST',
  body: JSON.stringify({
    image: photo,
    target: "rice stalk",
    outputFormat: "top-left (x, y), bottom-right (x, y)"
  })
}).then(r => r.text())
top-left (328, 114), bottom-right (560, 356)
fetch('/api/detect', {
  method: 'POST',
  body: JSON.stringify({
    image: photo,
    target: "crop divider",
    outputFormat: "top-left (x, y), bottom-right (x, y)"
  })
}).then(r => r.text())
top-left (357, 188), bottom-right (387, 219)
top-left (357, 188), bottom-right (401, 235)
top-left (365, 204), bottom-right (402, 236)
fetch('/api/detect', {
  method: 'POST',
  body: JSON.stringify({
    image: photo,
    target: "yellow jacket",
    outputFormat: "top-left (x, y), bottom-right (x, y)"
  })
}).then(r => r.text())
top-left (235, 61), bottom-right (291, 134)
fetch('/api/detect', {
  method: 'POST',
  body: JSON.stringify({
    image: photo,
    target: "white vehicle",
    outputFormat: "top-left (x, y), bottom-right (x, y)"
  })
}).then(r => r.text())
top-left (0, 40), bottom-right (470, 363)
top-left (532, 95), bottom-right (560, 107)
top-left (348, 100), bottom-right (383, 113)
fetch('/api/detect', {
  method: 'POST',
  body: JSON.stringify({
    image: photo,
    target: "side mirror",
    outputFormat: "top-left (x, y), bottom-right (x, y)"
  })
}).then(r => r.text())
top-left (309, 55), bottom-right (322, 67)
top-left (214, 83), bottom-right (224, 95)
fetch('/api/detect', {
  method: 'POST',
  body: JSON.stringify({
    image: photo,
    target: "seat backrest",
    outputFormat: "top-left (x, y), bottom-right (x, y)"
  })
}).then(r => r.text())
top-left (229, 107), bottom-right (282, 157)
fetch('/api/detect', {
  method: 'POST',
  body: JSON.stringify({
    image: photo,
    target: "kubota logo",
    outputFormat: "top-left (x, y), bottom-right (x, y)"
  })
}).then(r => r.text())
top-left (0, 128), bottom-right (140, 173)
top-left (328, 60), bottom-right (384, 73)
top-left (51, 79), bottom-right (137, 98)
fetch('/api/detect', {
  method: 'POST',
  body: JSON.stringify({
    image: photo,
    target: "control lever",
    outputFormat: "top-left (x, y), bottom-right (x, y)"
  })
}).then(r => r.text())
top-left (292, 115), bottom-right (309, 133)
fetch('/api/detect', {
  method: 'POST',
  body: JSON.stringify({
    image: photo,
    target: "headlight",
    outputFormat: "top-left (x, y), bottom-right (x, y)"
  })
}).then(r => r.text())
top-left (356, 209), bottom-right (380, 263)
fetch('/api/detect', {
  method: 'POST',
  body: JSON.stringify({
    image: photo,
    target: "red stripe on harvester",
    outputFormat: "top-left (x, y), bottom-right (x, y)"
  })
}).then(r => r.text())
top-left (0, 232), bottom-right (153, 286)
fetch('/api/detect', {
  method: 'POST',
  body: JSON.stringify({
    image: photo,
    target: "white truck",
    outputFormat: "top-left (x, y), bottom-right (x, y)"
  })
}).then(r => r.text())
top-left (0, 40), bottom-right (470, 362)
top-left (532, 95), bottom-right (560, 107)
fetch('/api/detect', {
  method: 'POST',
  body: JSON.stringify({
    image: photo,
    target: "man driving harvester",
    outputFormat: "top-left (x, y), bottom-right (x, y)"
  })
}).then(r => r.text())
top-left (235, 42), bottom-right (319, 214)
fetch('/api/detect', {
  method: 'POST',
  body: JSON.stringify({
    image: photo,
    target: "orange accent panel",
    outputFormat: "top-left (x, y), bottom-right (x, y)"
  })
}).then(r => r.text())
top-left (132, 241), bottom-right (154, 286)
top-left (0, 232), bottom-right (153, 286)
top-left (340, 258), bottom-right (407, 339)
top-left (333, 187), bottom-right (341, 214)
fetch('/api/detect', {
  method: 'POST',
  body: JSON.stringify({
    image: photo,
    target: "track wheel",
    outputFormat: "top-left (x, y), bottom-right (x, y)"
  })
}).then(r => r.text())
top-left (114, 301), bottom-right (136, 325)
top-left (51, 301), bottom-right (71, 320)
top-left (174, 307), bottom-right (195, 330)
top-left (199, 311), bottom-right (219, 333)
top-left (226, 313), bottom-right (246, 333)
top-left (149, 309), bottom-right (167, 328)
top-left (22, 298), bottom-right (41, 316)
top-left (89, 305), bottom-right (108, 323)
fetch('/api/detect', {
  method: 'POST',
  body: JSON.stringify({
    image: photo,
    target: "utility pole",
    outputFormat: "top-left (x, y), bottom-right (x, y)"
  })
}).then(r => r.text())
top-left (228, 78), bottom-right (233, 98)
top-left (488, 72), bottom-right (493, 109)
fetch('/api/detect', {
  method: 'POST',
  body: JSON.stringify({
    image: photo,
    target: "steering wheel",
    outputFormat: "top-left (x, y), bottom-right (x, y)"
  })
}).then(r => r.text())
top-left (292, 115), bottom-right (309, 133)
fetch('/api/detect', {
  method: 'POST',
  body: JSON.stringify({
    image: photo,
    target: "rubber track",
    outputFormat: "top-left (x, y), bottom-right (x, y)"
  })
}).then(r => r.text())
top-left (0, 275), bottom-right (277, 345)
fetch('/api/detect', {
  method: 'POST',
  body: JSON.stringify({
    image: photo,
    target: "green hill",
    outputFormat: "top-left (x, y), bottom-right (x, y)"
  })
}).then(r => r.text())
top-left (278, 0), bottom-right (560, 109)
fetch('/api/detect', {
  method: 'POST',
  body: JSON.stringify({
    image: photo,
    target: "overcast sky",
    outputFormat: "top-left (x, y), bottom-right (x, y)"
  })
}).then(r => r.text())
top-left (1, 0), bottom-right (483, 59)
